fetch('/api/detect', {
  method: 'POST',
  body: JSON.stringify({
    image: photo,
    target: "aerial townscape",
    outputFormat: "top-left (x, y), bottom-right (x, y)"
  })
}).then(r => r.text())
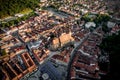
top-left (0, 0), bottom-right (120, 80)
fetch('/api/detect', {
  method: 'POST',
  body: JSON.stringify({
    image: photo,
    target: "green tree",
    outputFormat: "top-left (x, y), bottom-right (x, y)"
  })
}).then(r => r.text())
top-left (0, 0), bottom-right (39, 19)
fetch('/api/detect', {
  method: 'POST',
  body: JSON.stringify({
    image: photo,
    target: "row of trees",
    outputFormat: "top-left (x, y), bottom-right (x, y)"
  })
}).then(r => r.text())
top-left (81, 13), bottom-right (110, 24)
top-left (0, 0), bottom-right (39, 18)
top-left (0, 12), bottom-right (37, 28)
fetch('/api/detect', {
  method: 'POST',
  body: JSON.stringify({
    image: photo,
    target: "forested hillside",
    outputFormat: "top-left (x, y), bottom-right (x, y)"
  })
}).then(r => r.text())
top-left (0, 0), bottom-right (39, 18)
top-left (100, 31), bottom-right (120, 80)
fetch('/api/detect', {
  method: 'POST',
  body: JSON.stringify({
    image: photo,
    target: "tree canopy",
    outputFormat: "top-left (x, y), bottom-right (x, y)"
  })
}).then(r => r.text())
top-left (0, 0), bottom-right (39, 18)
top-left (81, 13), bottom-right (110, 24)
top-left (100, 31), bottom-right (120, 80)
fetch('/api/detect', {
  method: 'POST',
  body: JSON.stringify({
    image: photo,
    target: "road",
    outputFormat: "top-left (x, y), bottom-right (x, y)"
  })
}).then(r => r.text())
top-left (66, 32), bottom-right (90, 80)
top-left (66, 24), bottom-right (102, 80)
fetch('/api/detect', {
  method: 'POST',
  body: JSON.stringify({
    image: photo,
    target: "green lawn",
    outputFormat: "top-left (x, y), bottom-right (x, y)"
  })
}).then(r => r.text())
top-left (20, 8), bottom-right (33, 14)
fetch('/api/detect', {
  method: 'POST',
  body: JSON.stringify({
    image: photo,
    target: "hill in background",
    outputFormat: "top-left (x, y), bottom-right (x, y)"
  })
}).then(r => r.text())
top-left (0, 0), bottom-right (39, 19)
